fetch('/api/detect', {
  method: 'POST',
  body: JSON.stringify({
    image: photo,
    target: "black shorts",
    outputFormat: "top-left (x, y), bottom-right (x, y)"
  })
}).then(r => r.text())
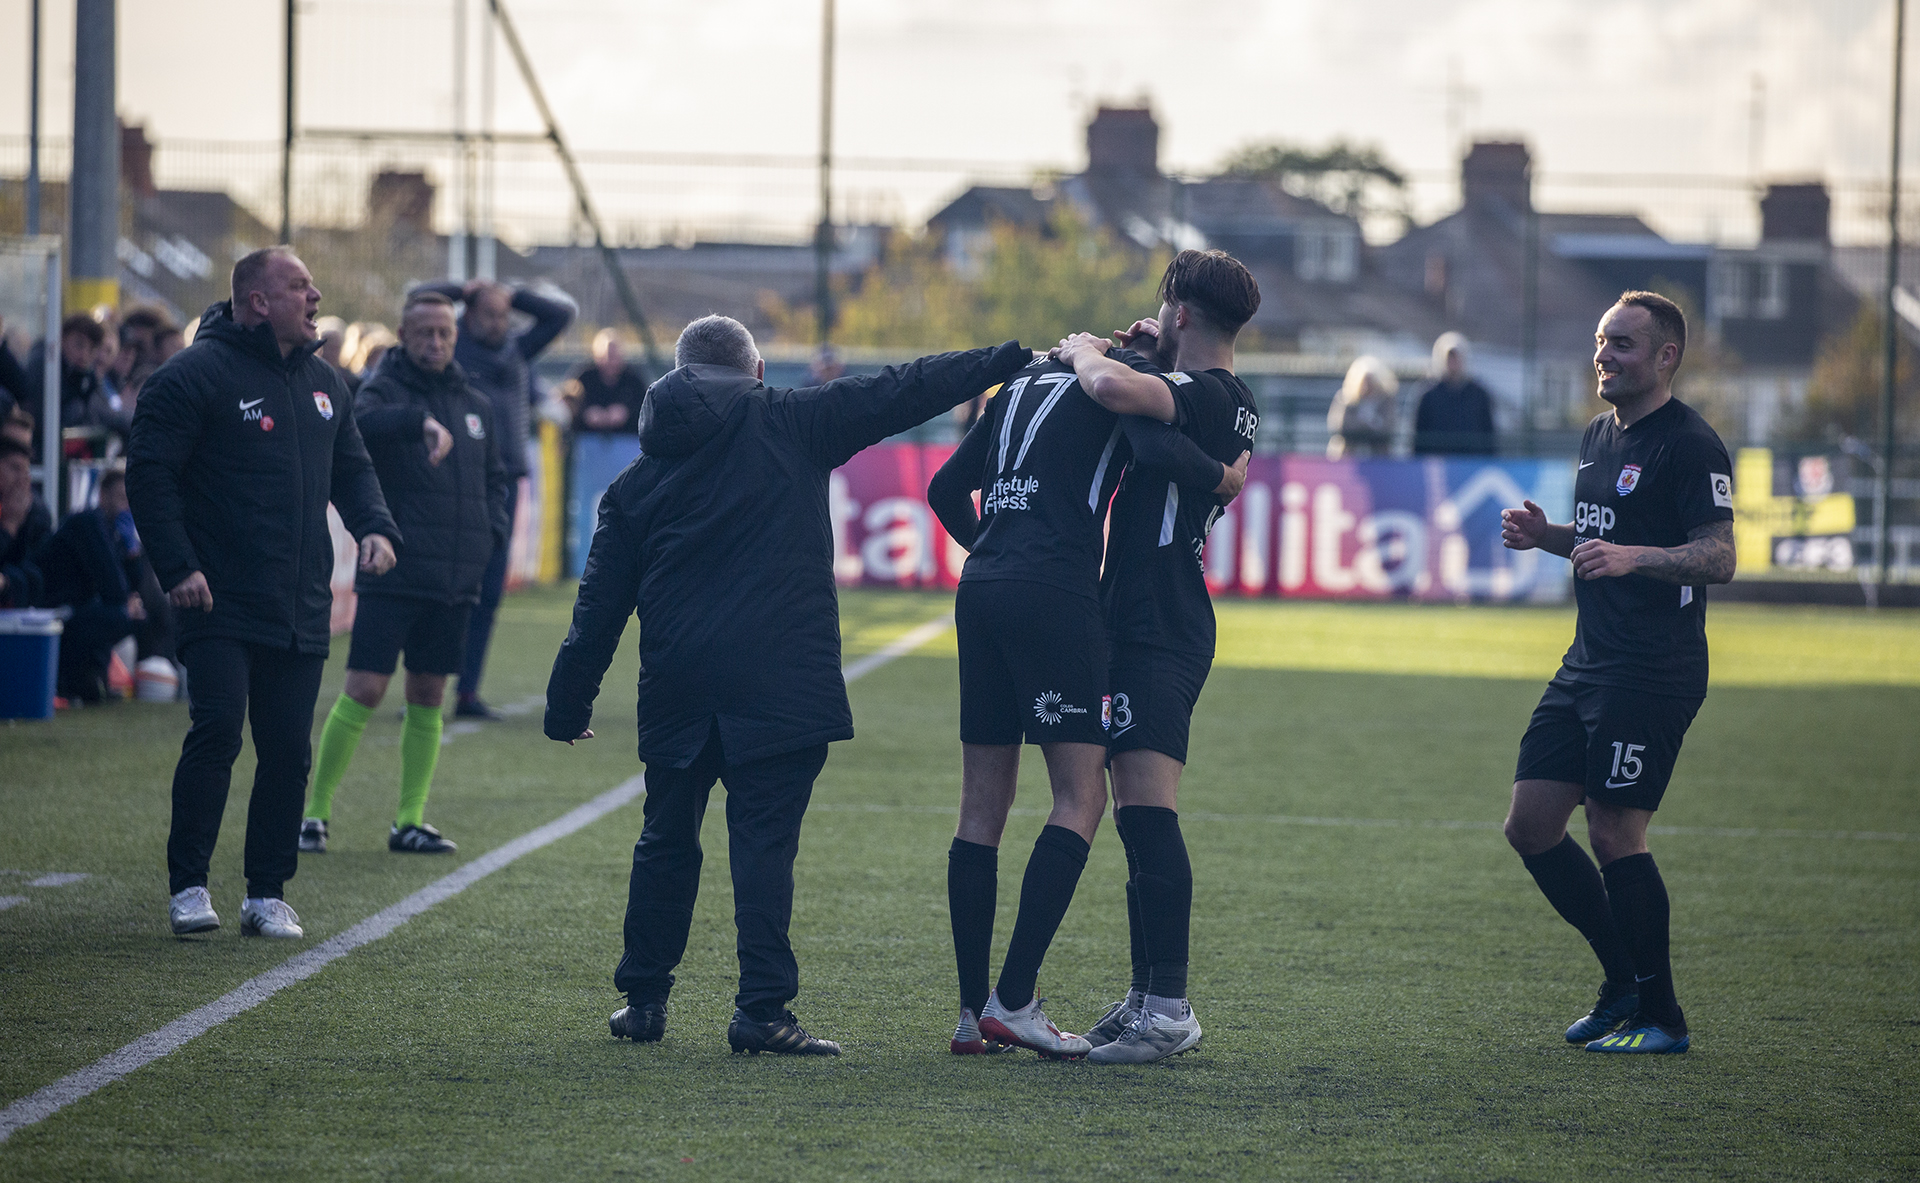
top-left (1106, 643), bottom-right (1213, 765)
top-left (1515, 675), bottom-right (1702, 812)
top-left (955, 578), bottom-right (1108, 746)
top-left (346, 594), bottom-right (473, 677)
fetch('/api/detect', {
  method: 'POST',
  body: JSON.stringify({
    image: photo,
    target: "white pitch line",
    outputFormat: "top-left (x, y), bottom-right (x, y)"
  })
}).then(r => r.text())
top-left (0, 612), bottom-right (953, 1144)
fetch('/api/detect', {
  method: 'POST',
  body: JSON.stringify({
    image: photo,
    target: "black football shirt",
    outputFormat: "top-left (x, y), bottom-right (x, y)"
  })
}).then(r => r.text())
top-left (1102, 368), bottom-right (1259, 655)
top-left (944, 357), bottom-right (1129, 600)
top-left (1558, 396), bottom-right (1734, 698)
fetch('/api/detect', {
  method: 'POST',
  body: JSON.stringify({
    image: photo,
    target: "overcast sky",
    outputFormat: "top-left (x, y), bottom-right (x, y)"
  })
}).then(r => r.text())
top-left (1, 0), bottom-right (1911, 241)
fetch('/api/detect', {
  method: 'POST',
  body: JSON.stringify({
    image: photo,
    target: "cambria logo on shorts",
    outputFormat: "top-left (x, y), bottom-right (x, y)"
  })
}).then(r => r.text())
top-left (1616, 464), bottom-right (1642, 496)
top-left (1033, 691), bottom-right (1088, 725)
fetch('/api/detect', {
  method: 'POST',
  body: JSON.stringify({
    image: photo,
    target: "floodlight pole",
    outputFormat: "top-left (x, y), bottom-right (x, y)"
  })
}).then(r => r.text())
top-left (26, 0), bottom-right (42, 236)
top-left (814, 0), bottom-right (837, 347)
top-left (487, 0), bottom-right (665, 376)
top-left (281, 0), bottom-right (295, 245)
top-left (1880, 0), bottom-right (1907, 588)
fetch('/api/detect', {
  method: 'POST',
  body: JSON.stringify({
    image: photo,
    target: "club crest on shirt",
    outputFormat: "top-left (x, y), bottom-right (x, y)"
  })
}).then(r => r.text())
top-left (1616, 464), bottom-right (1642, 496)
top-left (465, 412), bottom-right (485, 439)
top-left (312, 391), bottom-right (334, 420)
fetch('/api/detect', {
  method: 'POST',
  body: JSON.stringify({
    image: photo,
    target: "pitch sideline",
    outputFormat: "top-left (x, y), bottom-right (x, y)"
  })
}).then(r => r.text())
top-left (0, 614), bottom-right (955, 1145)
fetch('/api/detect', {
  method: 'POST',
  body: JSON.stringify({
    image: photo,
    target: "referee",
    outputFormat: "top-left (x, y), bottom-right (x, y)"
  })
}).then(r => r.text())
top-left (129, 247), bottom-right (399, 940)
top-left (1500, 291), bottom-right (1736, 1054)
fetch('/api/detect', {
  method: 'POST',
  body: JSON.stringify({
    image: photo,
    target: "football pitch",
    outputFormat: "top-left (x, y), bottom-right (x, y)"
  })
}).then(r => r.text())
top-left (1, 586), bottom-right (1916, 1181)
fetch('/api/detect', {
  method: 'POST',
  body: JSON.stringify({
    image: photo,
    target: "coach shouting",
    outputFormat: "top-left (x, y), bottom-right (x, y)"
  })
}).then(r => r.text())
top-left (129, 247), bottom-right (400, 941)
top-left (547, 315), bottom-right (1033, 1056)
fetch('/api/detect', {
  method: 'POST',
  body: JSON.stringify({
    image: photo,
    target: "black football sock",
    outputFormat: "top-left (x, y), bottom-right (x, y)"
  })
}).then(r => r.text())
top-left (993, 825), bottom-right (1090, 1013)
top-left (1117, 806), bottom-right (1192, 1002)
top-left (1603, 852), bottom-right (1684, 1030)
top-left (1520, 834), bottom-right (1637, 986)
top-left (1113, 809), bottom-right (1150, 996)
top-left (947, 838), bottom-right (998, 1017)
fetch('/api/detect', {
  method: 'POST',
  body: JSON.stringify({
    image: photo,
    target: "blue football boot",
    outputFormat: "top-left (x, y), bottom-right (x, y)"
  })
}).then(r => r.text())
top-left (1565, 980), bottom-right (1640, 1044)
top-left (1586, 1015), bottom-right (1689, 1054)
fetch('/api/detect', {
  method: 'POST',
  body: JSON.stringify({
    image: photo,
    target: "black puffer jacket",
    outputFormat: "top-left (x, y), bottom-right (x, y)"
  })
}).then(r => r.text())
top-left (352, 349), bottom-right (510, 604)
top-left (127, 302), bottom-right (399, 656)
top-left (546, 342), bottom-right (1029, 766)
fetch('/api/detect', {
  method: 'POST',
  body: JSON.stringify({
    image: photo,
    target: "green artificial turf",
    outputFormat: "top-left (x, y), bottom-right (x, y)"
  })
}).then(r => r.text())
top-left (1, 586), bottom-right (1915, 1180)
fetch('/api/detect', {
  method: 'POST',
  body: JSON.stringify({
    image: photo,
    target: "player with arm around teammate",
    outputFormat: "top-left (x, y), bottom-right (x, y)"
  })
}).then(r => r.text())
top-left (1054, 249), bottom-right (1263, 1064)
top-left (926, 328), bottom-right (1243, 1059)
top-left (1500, 291), bottom-right (1736, 1054)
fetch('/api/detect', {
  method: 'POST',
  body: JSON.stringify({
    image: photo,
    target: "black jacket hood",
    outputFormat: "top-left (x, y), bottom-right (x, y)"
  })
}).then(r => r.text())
top-left (197, 300), bottom-right (325, 370)
top-left (635, 364), bottom-right (761, 458)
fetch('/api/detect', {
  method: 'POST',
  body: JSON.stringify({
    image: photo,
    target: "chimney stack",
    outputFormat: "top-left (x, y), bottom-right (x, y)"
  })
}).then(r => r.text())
top-left (368, 170), bottom-right (436, 236)
top-left (119, 120), bottom-right (156, 200)
top-left (1461, 141), bottom-right (1531, 212)
top-left (1759, 182), bottom-right (1830, 244)
top-left (1086, 106), bottom-right (1159, 176)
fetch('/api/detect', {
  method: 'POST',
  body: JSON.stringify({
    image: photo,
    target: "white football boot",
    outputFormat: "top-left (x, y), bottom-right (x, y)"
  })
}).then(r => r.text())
top-left (168, 887), bottom-right (220, 935)
top-left (1087, 1002), bottom-right (1203, 1064)
top-left (239, 897), bottom-right (304, 939)
top-left (977, 991), bottom-right (1091, 1060)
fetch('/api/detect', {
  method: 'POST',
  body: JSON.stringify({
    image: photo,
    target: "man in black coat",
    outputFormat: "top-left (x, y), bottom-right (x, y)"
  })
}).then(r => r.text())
top-left (1412, 332), bottom-right (1498, 456)
top-left (415, 278), bottom-right (575, 719)
top-left (0, 435), bottom-right (50, 608)
top-left (128, 246), bottom-right (400, 941)
top-left (546, 314), bottom-right (1032, 1055)
top-left (35, 466), bottom-right (145, 702)
top-left (300, 291), bottom-right (511, 857)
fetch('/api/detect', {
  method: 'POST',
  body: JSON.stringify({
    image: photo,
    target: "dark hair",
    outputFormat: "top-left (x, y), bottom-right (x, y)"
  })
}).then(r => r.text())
top-left (1158, 249), bottom-right (1261, 334)
top-left (61, 313), bottom-right (105, 346)
top-left (6, 406), bottom-right (35, 432)
top-left (120, 305), bottom-right (174, 340)
top-left (231, 245), bottom-right (297, 306)
top-left (1616, 290), bottom-right (1687, 365)
top-left (98, 466), bottom-right (126, 493)
top-left (0, 435), bottom-right (30, 463)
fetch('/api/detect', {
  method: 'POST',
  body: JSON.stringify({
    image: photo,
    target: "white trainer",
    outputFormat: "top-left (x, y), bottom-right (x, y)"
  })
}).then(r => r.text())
top-left (1087, 1003), bottom-right (1203, 1064)
top-left (977, 991), bottom-right (1091, 1060)
top-left (239, 897), bottom-right (304, 939)
top-left (168, 887), bottom-right (219, 935)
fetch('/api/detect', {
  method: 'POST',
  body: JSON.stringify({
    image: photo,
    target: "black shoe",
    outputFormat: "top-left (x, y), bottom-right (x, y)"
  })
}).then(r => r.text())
top-left (389, 823), bottom-right (458, 854)
top-left (727, 1009), bottom-right (841, 1056)
top-left (610, 1000), bottom-right (667, 1042)
top-left (454, 697), bottom-right (502, 720)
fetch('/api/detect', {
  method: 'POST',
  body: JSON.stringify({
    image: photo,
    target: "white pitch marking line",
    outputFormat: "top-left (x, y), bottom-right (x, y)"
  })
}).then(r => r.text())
top-left (26, 873), bottom-right (90, 888)
top-left (0, 897), bottom-right (27, 912)
top-left (0, 612), bottom-right (952, 1144)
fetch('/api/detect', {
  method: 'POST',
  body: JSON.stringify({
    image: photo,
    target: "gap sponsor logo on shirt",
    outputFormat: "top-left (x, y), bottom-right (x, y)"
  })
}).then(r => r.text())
top-left (1615, 463), bottom-right (1642, 496)
top-left (983, 474), bottom-right (1039, 514)
top-left (1575, 501), bottom-right (1617, 536)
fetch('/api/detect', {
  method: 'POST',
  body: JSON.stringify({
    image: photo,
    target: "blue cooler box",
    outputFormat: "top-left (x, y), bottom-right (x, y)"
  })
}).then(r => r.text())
top-left (0, 609), bottom-right (63, 719)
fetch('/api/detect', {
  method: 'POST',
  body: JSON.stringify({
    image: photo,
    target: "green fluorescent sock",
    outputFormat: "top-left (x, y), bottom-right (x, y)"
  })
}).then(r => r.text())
top-left (397, 704), bottom-right (444, 829)
top-left (307, 693), bottom-right (375, 822)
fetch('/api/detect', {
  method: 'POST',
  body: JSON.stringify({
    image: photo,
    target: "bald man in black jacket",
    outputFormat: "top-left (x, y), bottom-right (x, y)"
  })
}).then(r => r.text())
top-left (548, 314), bottom-right (1031, 1056)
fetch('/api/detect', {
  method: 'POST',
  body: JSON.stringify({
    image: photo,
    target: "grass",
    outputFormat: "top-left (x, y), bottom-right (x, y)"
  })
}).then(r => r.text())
top-left (0, 586), bottom-right (1916, 1180)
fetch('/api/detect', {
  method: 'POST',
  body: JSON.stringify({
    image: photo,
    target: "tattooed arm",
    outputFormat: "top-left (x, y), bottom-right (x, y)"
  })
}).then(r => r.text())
top-left (1569, 520), bottom-right (1737, 585)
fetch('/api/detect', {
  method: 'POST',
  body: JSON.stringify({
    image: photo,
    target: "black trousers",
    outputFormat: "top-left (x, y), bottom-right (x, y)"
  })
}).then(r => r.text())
top-left (167, 638), bottom-right (326, 899)
top-left (615, 724), bottom-right (828, 1018)
top-left (458, 480), bottom-right (518, 699)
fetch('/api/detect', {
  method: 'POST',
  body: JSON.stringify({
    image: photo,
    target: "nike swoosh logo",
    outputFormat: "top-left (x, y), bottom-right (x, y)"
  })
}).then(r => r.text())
top-left (1635, 974), bottom-right (1657, 982)
top-left (1578, 462), bottom-right (1595, 470)
top-left (239, 398), bottom-right (264, 411)
top-left (1112, 724), bottom-right (1135, 735)
top-left (1603, 778), bottom-right (1638, 789)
